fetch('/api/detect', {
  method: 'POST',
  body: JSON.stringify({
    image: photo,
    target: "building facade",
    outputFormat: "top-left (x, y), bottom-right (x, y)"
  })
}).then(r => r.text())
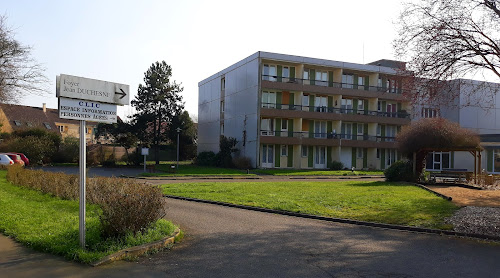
top-left (198, 52), bottom-right (411, 169)
top-left (414, 79), bottom-right (500, 174)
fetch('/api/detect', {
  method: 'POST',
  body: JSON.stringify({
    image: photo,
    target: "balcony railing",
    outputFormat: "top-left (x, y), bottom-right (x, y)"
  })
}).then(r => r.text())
top-left (262, 75), bottom-right (403, 94)
top-left (261, 103), bottom-right (410, 119)
top-left (260, 130), bottom-right (396, 141)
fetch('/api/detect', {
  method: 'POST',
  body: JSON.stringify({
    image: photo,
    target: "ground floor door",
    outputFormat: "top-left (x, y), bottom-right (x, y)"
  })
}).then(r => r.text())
top-left (262, 144), bottom-right (274, 168)
top-left (386, 149), bottom-right (397, 168)
top-left (314, 146), bottom-right (327, 168)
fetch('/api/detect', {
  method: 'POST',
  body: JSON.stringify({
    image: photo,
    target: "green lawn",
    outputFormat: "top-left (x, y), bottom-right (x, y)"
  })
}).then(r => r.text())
top-left (142, 164), bottom-right (255, 177)
top-left (252, 169), bottom-right (384, 176)
top-left (161, 181), bottom-right (457, 229)
top-left (0, 171), bottom-right (177, 264)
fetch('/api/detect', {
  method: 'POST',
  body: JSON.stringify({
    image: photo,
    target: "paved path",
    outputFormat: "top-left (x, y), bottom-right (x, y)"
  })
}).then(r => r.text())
top-left (138, 198), bottom-right (500, 278)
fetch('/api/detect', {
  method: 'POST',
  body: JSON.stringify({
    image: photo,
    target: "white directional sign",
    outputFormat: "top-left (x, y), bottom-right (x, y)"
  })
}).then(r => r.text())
top-left (57, 74), bottom-right (129, 105)
top-left (59, 97), bottom-right (118, 123)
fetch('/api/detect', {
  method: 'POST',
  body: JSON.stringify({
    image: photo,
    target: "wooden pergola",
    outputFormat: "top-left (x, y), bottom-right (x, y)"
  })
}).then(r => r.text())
top-left (413, 146), bottom-right (483, 183)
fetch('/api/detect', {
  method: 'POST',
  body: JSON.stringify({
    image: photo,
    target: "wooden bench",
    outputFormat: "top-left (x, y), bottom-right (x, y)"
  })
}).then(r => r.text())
top-left (430, 171), bottom-right (469, 184)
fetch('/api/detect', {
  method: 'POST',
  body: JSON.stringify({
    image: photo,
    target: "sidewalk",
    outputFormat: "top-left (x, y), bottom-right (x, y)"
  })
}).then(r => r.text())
top-left (0, 234), bottom-right (165, 278)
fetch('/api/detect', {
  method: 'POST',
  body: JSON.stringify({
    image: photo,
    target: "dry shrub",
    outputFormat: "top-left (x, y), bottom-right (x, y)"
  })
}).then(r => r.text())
top-left (6, 165), bottom-right (165, 237)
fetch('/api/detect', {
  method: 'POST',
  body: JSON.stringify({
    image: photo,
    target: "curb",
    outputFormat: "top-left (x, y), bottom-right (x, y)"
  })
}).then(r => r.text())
top-left (413, 183), bottom-right (453, 201)
top-left (289, 176), bottom-right (383, 180)
top-left (91, 228), bottom-right (181, 267)
top-left (133, 176), bottom-right (261, 180)
top-left (165, 195), bottom-right (500, 242)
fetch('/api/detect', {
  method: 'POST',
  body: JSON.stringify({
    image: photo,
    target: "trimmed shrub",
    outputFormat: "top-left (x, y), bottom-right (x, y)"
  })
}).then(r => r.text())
top-left (6, 165), bottom-right (165, 237)
top-left (233, 156), bottom-right (252, 169)
top-left (384, 160), bottom-right (415, 182)
top-left (330, 160), bottom-right (344, 170)
top-left (195, 151), bottom-right (216, 166)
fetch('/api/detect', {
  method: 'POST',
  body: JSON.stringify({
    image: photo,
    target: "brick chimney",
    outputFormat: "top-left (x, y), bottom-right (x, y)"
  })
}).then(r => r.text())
top-left (43, 103), bottom-right (46, 113)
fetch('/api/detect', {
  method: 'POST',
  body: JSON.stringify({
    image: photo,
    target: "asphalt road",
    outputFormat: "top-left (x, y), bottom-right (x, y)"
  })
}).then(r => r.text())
top-left (138, 198), bottom-right (500, 278)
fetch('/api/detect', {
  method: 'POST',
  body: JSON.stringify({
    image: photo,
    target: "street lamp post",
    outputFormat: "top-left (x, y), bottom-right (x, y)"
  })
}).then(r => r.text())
top-left (176, 127), bottom-right (181, 169)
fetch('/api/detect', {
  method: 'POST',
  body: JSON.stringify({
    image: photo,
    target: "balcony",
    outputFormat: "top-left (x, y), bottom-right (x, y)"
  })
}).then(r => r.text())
top-left (260, 103), bottom-right (411, 125)
top-left (259, 130), bottom-right (398, 148)
top-left (261, 75), bottom-right (406, 101)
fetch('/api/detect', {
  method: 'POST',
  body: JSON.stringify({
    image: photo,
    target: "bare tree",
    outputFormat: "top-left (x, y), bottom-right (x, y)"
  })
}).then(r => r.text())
top-left (394, 0), bottom-right (500, 108)
top-left (0, 15), bottom-right (48, 103)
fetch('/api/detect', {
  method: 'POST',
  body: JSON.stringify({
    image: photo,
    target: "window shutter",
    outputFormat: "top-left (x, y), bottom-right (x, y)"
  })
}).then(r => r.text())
top-left (380, 149), bottom-right (386, 169)
top-left (353, 99), bottom-right (358, 114)
top-left (364, 102), bottom-right (368, 115)
top-left (310, 69), bottom-right (316, 85)
top-left (352, 123), bottom-right (358, 140)
top-left (364, 123), bottom-right (368, 140)
top-left (353, 74), bottom-right (359, 89)
top-left (382, 101), bottom-right (387, 113)
top-left (274, 145), bottom-right (280, 168)
top-left (328, 71), bottom-right (334, 87)
top-left (381, 125), bottom-right (386, 142)
top-left (328, 96), bottom-right (333, 109)
top-left (487, 149), bottom-right (493, 172)
top-left (397, 102), bottom-right (402, 112)
top-left (288, 119), bottom-right (294, 137)
top-left (275, 119), bottom-right (281, 137)
top-left (364, 76), bottom-right (369, 91)
top-left (276, 92), bottom-right (282, 109)
top-left (309, 95), bottom-right (315, 112)
top-left (287, 146), bottom-right (293, 167)
top-left (289, 93), bottom-right (294, 108)
top-left (308, 146), bottom-right (313, 167)
top-left (327, 121), bottom-right (332, 134)
top-left (290, 67), bottom-right (295, 79)
top-left (277, 65), bottom-right (282, 82)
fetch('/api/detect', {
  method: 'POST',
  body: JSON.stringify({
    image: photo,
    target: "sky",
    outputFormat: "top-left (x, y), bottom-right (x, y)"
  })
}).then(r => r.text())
top-left (2, 0), bottom-right (405, 121)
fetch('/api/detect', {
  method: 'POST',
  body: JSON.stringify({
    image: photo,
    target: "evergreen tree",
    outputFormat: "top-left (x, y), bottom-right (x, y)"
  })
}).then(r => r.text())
top-left (131, 61), bottom-right (184, 164)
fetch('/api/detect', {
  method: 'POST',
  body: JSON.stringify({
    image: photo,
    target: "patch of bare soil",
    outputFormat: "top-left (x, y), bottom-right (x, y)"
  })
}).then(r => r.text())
top-left (426, 185), bottom-right (500, 207)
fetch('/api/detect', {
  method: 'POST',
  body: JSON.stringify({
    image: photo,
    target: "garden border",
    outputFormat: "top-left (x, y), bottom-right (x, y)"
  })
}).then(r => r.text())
top-left (91, 228), bottom-right (181, 267)
top-left (164, 195), bottom-right (500, 242)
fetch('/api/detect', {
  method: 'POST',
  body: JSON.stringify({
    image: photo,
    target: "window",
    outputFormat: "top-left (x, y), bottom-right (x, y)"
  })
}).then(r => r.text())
top-left (303, 68), bottom-right (310, 80)
top-left (376, 148), bottom-right (380, 159)
top-left (358, 76), bottom-right (366, 87)
top-left (302, 94), bottom-right (309, 111)
top-left (261, 118), bottom-right (274, 136)
top-left (221, 100), bottom-right (225, 112)
top-left (357, 148), bottom-right (364, 159)
top-left (357, 124), bottom-right (364, 137)
top-left (342, 74), bottom-right (354, 88)
top-left (220, 123), bottom-right (224, 135)
top-left (281, 119), bottom-right (288, 130)
top-left (262, 91), bottom-right (276, 108)
top-left (357, 99), bottom-right (364, 113)
top-left (425, 152), bottom-right (451, 170)
top-left (341, 99), bottom-right (352, 113)
top-left (341, 123), bottom-right (352, 139)
top-left (377, 125), bottom-right (381, 136)
top-left (314, 121), bottom-right (327, 138)
top-left (26, 122), bottom-right (33, 127)
top-left (494, 149), bottom-right (500, 172)
top-left (221, 77), bottom-right (225, 90)
top-left (13, 120), bottom-right (21, 126)
top-left (281, 145), bottom-right (288, 156)
top-left (58, 125), bottom-right (64, 133)
top-left (421, 108), bottom-right (439, 118)
top-left (377, 101), bottom-right (382, 112)
top-left (302, 145), bottom-right (308, 157)
top-left (283, 66), bottom-right (290, 78)
top-left (315, 70), bottom-right (328, 86)
top-left (43, 122), bottom-right (51, 129)
top-left (263, 64), bottom-right (277, 81)
top-left (315, 96), bottom-right (327, 112)
top-left (386, 125), bottom-right (397, 141)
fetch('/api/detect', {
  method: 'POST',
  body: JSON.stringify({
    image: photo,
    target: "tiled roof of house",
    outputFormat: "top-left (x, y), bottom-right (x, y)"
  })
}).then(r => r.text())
top-left (0, 103), bottom-right (97, 133)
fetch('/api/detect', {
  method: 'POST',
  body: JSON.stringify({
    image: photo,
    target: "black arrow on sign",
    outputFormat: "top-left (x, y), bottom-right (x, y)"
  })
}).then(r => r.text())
top-left (115, 88), bottom-right (126, 99)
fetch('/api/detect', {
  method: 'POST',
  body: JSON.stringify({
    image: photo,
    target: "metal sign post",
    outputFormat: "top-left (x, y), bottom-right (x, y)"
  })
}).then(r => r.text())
top-left (141, 148), bottom-right (149, 172)
top-left (57, 74), bottom-right (129, 249)
top-left (79, 120), bottom-right (86, 248)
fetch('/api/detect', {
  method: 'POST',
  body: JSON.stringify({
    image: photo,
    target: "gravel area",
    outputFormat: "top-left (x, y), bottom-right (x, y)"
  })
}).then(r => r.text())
top-left (446, 206), bottom-right (500, 238)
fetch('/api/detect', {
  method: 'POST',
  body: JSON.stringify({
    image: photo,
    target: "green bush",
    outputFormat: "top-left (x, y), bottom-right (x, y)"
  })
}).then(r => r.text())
top-left (52, 137), bottom-right (79, 163)
top-left (330, 160), bottom-right (344, 170)
top-left (195, 151), bottom-right (216, 166)
top-left (233, 156), bottom-right (252, 169)
top-left (6, 165), bottom-right (165, 237)
top-left (384, 160), bottom-right (415, 182)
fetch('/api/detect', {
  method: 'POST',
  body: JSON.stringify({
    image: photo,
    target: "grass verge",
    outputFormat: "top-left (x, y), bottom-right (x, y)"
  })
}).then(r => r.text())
top-left (161, 181), bottom-right (458, 229)
top-left (251, 169), bottom-right (384, 176)
top-left (142, 164), bottom-right (255, 177)
top-left (0, 170), bottom-right (177, 264)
